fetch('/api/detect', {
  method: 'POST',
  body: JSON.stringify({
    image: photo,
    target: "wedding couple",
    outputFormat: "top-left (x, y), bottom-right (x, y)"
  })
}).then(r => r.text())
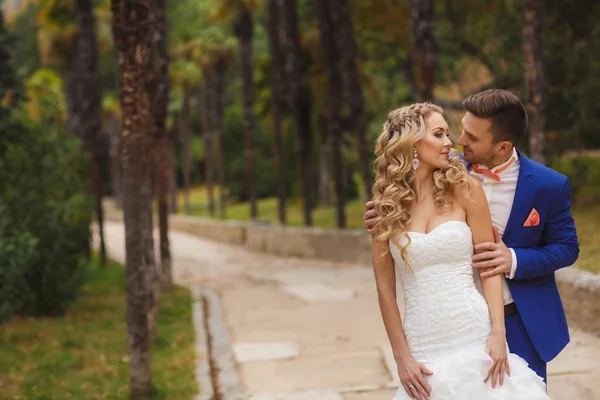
top-left (364, 89), bottom-right (579, 399)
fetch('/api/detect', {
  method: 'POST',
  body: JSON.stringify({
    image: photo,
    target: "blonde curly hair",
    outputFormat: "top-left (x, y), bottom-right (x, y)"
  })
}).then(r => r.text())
top-left (372, 103), bottom-right (472, 268)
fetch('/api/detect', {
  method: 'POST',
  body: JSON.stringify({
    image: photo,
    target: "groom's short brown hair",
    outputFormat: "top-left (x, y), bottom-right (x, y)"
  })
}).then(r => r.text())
top-left (463, 89), bottom-right (528, 145)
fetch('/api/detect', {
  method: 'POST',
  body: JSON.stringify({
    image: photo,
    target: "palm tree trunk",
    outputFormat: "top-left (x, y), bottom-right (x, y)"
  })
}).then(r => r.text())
top-left (330, 0), bottom-right (372, 202)
top-left (315, 0), bottom-right (345, 228)
top-left (169, 122), bottom-right (179, 214)
top-left (268, 0), bottom-right (286, 224)
top-left (110, 0), bottom-right (153, 397)
top-left (282, 0), bottom-right (313, 226)
top-left (178, 87), bottom-right (192, 215)
top-left (214, 60), bottom-right (227, 219)
top-left (409, 0), bottom-right (437, 102)
top-left (233, 4), bottom-right (258, 220)
top-left (151, 0), bottom-right (172, 288)
top-left (523, 0), bottom-right (545, 165)
top-left (318, 114), bottom-right (331, 206)
top-left (71, 0), bottom-right (106, 265)
top-left (107, 113), bottom-right (123, 208)
top-left (200, 70), bottom-right (215, 217)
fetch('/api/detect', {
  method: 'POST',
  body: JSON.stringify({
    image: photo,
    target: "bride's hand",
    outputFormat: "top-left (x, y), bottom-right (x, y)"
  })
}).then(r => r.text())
top-left (485, 332), bottom-right (511, 388)
top-left (396, 355), bottom-right (433, 399)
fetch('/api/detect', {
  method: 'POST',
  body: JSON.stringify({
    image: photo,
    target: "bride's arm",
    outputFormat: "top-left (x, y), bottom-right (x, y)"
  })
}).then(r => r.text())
top-left (458, 177), bottom-right (509, 387)
top-left (372, 238), bottom-right (432, 399)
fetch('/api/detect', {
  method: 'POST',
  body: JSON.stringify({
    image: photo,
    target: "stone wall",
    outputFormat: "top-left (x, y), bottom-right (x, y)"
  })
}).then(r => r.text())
top-left (106, 212), bottom-right (372, 265)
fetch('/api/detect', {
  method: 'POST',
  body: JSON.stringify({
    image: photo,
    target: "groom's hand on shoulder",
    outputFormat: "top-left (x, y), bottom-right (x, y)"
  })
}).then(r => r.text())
top-left (364, 201), bottom-right (379, 235)
top-left (473, 226), bottom-right (514, 278)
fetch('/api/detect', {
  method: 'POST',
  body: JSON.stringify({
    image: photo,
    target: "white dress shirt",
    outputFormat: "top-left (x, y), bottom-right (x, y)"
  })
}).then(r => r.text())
top-left (469, 148), bottom-right (519, 305)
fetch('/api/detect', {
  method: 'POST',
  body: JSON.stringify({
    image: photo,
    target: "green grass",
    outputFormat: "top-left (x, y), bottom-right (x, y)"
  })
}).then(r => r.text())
top-left (572, 206), bottom-right (600, 274)
top-left (0, 260), bottom-right (197, 399)
top-left (186, 193), bottom-right (368, 230)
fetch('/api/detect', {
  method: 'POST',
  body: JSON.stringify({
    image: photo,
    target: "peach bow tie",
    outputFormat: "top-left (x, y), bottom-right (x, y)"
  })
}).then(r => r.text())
top-left (472, 157), bottom-right (515, 182)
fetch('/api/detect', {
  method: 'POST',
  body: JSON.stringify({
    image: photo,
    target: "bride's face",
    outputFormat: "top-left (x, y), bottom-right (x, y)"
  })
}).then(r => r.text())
top-left (415, 112), bottom-right (453, 170)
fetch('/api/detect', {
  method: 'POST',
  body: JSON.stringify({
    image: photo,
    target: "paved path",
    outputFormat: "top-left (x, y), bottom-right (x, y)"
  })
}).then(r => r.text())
top-left (98, 221), bottom-right (600, 399)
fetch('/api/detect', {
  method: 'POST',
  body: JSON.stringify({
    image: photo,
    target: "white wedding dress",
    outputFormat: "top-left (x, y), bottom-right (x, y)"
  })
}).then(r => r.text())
top-left (389, 221), bottom-right (550, 399)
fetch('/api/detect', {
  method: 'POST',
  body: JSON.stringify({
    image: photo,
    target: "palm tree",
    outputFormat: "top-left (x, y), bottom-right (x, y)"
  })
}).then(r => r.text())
top-left (408, 0), bottom-right (437, 101)
top-left (169, 59), bottom-right (201, 215)
top-left (200, 67), bottom-right (216, 217)
top-left (102, 94), bottom-right (122, 207)
top-left (74, 0), bottom-right (106, 265)
top-left (314, 0), bottom-right (345, 228)
top-left (179, 85), bottom-right (193, 215)
top-left (232, 3), bottom-right (259, 220)
top-left (150, 0), bottom-right (172, 287)
top-left (523, 0), bottom-right (545, 164)
top-left (330, 0), bottom-right (372, 202)
top-left (213, 56), bottom-right (230, 219)
top-left (38, 0), bottom-right (108, 264)
top-left (268, 0), bottom-right (286, 224)
top-left (110, 0), bottom-right (154, 396)
top-left (281, 0), bottom-right (314, 226)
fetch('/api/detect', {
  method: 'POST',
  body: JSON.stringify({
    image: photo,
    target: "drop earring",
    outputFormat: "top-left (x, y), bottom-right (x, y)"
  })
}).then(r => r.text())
top-left (412, 148), bottom-right (420, 171)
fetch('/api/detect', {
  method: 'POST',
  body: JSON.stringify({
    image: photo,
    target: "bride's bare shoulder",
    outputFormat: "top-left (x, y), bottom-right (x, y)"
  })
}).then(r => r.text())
top-left (452, 176), bottom-right (483, 207)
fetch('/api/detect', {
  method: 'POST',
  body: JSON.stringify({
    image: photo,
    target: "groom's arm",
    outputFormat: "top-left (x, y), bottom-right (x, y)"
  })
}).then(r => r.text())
top-left (511, 177), bottom-right (579, 280)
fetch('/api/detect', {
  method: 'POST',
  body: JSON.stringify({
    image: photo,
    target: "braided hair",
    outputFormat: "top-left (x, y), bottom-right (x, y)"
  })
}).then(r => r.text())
top-left (372, 103), bottom-right (471, 269)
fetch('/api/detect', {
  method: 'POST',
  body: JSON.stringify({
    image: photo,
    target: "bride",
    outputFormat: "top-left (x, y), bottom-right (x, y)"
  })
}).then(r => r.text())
top-left (371, 103), bottom-right (550, 399)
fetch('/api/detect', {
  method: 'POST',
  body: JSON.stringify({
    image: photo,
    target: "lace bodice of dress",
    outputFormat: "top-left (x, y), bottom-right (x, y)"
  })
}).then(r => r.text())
top-left (389, 221), bottom-right (492, 362)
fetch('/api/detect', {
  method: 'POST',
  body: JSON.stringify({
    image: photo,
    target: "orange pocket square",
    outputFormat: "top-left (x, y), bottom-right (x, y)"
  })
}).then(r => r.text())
top-left (523, 208), bottom-right (540, 227)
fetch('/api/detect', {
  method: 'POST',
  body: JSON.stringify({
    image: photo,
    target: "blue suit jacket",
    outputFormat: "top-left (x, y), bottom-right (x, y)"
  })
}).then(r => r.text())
top-left (471, 150), bottom-right (579, 362)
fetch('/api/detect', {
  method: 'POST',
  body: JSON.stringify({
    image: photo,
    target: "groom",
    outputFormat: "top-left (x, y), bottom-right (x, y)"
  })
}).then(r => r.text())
top-left (363, 89), bottom-right (579, 383)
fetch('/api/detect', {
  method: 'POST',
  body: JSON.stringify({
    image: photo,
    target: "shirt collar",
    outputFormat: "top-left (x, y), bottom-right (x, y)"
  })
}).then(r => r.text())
top-left (479, 147), bottom-right (519, 172)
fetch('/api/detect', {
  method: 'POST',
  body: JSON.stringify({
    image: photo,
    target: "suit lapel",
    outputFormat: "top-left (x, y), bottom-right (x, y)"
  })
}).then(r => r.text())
top-left (503, 150), bottom-right (534, 239)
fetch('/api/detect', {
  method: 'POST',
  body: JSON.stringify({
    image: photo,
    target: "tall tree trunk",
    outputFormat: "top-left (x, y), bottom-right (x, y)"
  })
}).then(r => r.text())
top-left (315, 0), bottom-right (345, 228)
top-left (178, 87), bottom-right (192, 215)
top-left (151, 0), bottom-right (172, 288)
top-left (268, 0), bottom-right (286, 225)
top-left (409, 0), bottom-right (437, 102)
top-left (106, 113), bottom-right (123, 208)
top-left (282, 0), bottom-right (313, 226)
top-left (330, 0), bottom-right (372, 202)
top-left (233, 5), bottom-right (258, 220)
top-left (214, 60), bottom-right (227, 219)
top-left (200, 70), bottom-right (215, 217)
top-left (110, 0), bottom-right (153, 397)
top-left (72, 0), bottom-right (106, 265)
top-left (169, 122), bottom-right (179, 214)
top-left (523, 0), bottom-right (545, 165)
top-left (318, 114), bottom-right (331, 206)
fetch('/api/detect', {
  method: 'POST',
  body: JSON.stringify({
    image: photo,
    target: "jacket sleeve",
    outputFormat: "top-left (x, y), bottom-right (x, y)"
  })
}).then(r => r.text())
top-left (512, 177), bottom-right (580, 280)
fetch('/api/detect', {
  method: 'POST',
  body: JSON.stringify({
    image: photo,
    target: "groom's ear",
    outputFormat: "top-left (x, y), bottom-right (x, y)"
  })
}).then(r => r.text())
top-left (497, 141), bottom-right (513, 156)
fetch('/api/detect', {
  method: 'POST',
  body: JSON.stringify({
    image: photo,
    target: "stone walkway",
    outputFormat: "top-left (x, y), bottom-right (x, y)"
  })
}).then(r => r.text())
top-left (98, 221), bottom-right (600, 399)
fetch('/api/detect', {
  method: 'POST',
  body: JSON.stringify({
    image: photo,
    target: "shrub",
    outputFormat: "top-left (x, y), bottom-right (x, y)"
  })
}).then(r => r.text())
top-left (552, 155), bottom-right (600, 207)
top-left (0, 117), bottom-right (93, 318)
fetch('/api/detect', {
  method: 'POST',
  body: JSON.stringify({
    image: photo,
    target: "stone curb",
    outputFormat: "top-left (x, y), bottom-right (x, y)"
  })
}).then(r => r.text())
top-left (194, 287), bottom-right (243, 400)
top-left (190, 286), bottom-right (215, 400)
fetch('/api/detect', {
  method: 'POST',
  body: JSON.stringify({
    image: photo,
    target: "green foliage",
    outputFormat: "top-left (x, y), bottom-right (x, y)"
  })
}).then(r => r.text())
top-left (24, 68), bottom-right (66, 123)
top-left (6, 2), bottom-right (41, 77)
top-left (0, 115), bottom-right (93, 318)
top-left (551, 156), bottom-right (600, 208)
top-left (1, 12), bottom-right (92, 317)
top-left (544, 0), bottom-right (600, 151)
top-left (0, 10), bottom-right (24, 117)
top-left (0, 205), bottom-right (38, 325)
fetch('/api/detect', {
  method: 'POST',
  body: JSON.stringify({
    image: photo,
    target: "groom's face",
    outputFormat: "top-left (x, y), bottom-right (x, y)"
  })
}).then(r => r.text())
top-left (457, 112), bottom-right (497, 165)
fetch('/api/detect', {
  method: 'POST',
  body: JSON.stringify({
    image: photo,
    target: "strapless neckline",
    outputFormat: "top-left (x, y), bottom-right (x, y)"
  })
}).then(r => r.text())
top-left (407, 220), bottom-right (469, 236)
